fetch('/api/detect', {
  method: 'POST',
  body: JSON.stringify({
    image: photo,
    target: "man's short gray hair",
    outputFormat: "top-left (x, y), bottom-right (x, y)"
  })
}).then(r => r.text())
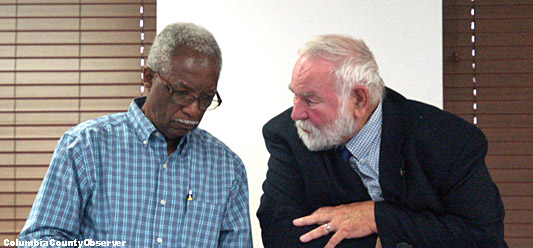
top-left (146, 22), bottom-right (222, 75)
top-left (298, 34), bottom-right (385, 105)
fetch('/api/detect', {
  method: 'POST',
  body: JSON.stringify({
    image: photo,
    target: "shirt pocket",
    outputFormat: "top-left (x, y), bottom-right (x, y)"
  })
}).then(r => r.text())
top-left (183, 200), bottom-right (224, 247)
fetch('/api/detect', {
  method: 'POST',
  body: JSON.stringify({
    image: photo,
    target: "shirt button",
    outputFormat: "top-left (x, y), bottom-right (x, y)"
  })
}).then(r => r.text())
top-left (163, 163), bottom-right (168, 169)
top-left (155, 132), bottom-right (160, 137)
top-left (157, 237), bottom-right (163, 243)
top-left (160, 200), bottom-right (166, 206)
top-left (143, 140), bottom-right (148, 145)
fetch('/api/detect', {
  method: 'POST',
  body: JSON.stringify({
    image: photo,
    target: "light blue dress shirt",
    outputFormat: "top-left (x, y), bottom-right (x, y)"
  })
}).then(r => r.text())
top-left (344, 102), bottom-right (384, 201)
top-left (19, 97), bottom-right (253, 247)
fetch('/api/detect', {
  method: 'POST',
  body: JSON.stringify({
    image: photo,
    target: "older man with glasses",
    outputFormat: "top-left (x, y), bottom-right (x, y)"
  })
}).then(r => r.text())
top-left (19, 22), bottom-right (253, 248)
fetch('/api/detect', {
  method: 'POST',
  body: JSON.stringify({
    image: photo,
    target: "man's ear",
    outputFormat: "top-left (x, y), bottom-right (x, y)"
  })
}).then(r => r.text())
top-left (143, 67), bottom-right (155, 92)
top-left (351, 85), bottom-right (370, 118)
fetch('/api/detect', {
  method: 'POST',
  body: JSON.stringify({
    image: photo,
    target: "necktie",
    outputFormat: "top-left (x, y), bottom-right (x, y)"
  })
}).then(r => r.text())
top-left (339, 146), bottom-right (352, 162)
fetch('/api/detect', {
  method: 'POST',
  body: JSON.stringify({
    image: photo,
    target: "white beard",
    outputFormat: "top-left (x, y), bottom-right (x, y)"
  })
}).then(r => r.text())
top-left (295, 102), bottom-right (357, 151)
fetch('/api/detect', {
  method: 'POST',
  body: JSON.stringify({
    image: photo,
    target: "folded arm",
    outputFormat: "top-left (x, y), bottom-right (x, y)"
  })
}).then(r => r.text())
top-left (257, 125), bottom-right (377, 247)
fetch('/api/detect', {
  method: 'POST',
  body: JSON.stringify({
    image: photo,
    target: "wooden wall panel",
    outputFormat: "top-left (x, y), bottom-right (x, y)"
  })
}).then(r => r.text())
top-left (0, 1), bottom-right (156, 245)
top-left (443, 1), bottom-right (533, 246)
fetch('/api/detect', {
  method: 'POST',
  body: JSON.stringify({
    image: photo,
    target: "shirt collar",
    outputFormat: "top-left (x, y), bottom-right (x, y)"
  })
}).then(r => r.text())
top-left (127, 97), bottom-right (190, 152)
top-left (344, 101), bottom-right (383, 160)
top-left (127, 97), bottom-right (158, 143)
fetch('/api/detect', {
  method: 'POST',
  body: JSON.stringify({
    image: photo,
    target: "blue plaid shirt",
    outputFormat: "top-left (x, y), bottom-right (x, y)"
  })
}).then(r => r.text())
top-left (19, 97), bottom-right (253, 247)
top-left (344, 102), bottom-right (383, 201)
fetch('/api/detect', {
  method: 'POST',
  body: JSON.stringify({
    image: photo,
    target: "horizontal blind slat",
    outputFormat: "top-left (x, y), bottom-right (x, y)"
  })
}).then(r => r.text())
top-left (444, 100), bottom-right (533, 114)
top-left (443, 73), bottom-right (533, 87)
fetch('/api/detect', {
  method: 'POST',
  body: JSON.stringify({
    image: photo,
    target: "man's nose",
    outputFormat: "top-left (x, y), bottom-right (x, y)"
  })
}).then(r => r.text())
top-left (181, 98), bottom-right (203, 117)
top-left (291, 98), bottom-right (308, 121)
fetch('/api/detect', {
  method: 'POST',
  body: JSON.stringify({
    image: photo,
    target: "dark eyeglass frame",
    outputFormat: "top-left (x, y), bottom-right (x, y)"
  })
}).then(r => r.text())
top-left (155, 72), bottom-right (222, 110)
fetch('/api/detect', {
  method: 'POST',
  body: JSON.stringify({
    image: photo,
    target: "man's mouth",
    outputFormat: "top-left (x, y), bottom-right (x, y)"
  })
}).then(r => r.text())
top-left (299, 128), bottom-right (311, 134)
top-left (176, 119), bottom-right (199, 126)
top-left (295, 121), bottom-right (312, 134)
top-left (171, 119), bottom-right (199, 131)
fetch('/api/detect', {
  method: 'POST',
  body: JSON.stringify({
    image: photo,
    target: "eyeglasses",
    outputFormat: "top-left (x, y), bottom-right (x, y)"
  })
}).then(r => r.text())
top-left (155, 72), bottom-right (222, 110)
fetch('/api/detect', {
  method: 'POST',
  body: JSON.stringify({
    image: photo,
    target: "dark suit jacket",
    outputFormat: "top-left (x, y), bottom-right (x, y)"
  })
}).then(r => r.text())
top-left (257, 88), bottom-right (507, 248)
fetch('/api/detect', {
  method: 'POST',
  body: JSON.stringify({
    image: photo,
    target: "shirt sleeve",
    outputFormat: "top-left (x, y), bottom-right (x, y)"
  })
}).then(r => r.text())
top-left (19, 133), bottom-right (93, 246)
top-left (218, 158), bottom-right (253, 248)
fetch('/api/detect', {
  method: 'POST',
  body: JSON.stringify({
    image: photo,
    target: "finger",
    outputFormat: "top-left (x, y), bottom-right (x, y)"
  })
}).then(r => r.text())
top-left (312, 205), bottom-right (333, 214)
top-left (293, 212), bottom-right (331, 226)
top-left (324, 230), bottom-right (346, 248)
top-left (299, 224), bottom-right (331, 243)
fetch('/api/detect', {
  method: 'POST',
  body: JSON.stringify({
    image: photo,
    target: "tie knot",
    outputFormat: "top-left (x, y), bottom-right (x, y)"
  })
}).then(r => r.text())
top-left (339, 146), bottom-right (352, 162)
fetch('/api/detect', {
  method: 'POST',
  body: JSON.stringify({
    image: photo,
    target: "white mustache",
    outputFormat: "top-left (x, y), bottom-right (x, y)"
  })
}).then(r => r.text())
top-left (296, 120), bottom-right (319, 133)
top-left (175, 119), bottom-right (199, 125)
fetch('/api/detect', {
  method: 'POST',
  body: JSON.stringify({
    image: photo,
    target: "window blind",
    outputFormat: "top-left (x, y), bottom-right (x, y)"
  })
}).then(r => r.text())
top-left (443, 0), bottom-right (532, 247)
top-left (0, 0), bottom-right (156, 243)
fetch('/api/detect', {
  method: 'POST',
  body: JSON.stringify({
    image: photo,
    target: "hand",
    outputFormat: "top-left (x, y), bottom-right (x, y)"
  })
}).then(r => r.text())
top-left (293, 201), bottom-right (378, 248)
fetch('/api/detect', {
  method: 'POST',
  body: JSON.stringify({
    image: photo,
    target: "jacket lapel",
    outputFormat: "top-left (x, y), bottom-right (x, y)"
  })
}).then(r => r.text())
top-left (379, 89), bottom-right (408, 205)
top-left (319, 148), bottom-right (371, 204)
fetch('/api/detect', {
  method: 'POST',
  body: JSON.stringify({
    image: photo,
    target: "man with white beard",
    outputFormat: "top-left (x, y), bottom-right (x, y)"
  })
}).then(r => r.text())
top-left (257, 34), bottom-right (507, 248)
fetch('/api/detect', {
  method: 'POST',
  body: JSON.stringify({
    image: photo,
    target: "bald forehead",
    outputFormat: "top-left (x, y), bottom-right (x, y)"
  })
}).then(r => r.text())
top-left (291, 55), bottom-right (335, 85)
top-left (289, 55), bottom-right (338, 101)
top-left (294, 55), bottom-right (335, 74)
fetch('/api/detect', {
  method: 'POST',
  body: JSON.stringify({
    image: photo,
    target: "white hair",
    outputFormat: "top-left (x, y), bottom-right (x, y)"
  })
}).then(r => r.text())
top-left (146, 22), bottom-right (222, 75)
top-left (298, 34), bottom-right (385, 105)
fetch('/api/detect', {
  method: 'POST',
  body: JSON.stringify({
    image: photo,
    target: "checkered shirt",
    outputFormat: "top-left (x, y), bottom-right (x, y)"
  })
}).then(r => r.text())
top-left (344, 102), bottom-right (384, 201)
top-left (19, 97), bottom-right (253, 247)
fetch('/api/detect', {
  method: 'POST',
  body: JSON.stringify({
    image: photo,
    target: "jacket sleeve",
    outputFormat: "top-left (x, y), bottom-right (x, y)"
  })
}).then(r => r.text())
top-left (257, 121), bottom-right (377, 248)
top-left (375, 129), bottom-right (507, 247)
